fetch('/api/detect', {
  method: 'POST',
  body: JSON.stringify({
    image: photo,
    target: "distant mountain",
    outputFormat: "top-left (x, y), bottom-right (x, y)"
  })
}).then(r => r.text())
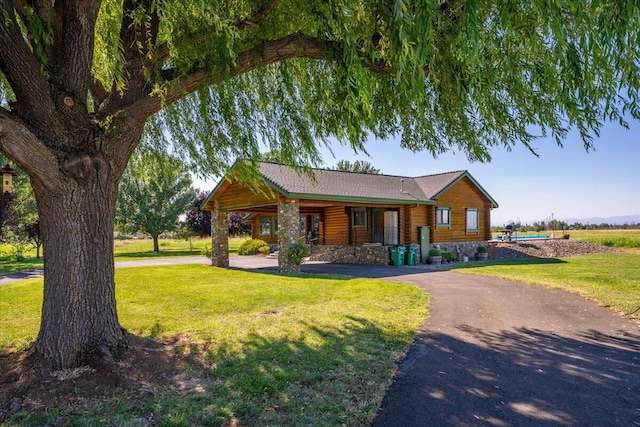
top-left (560, 214), bottom-right (640, 225)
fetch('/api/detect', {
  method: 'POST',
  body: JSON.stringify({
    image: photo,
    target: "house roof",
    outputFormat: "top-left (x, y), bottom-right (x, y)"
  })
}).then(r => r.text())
top-left (204, 161), bottom-right (498, 209)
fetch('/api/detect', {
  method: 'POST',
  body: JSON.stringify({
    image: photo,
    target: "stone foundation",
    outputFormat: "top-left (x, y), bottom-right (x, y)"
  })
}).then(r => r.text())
top-left (310, 245), bottom-right (390, 265)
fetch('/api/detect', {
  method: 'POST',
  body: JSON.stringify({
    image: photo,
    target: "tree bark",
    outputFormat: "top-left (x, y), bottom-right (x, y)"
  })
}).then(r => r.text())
top-left (153, 235), bottom-right (159, 252)
top-left (31, 155), bottom-right (126, 372)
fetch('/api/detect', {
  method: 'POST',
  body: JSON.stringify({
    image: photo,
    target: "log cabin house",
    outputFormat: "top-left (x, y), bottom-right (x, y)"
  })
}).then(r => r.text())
top-left (202, 162), bottom-right (498, 271)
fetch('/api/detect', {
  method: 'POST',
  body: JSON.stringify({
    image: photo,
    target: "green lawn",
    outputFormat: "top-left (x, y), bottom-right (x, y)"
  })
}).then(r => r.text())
top-left (450, 253), bottom-right (640, 320)
top-left (0, 265), bottom-right (427, 426)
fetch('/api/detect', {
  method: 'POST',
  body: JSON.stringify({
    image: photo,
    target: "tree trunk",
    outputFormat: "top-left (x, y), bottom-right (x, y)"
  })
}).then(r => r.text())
top-left (153, 235), bottom-right (159, 252)
top-left (32, 167), bottom-right (125, 372)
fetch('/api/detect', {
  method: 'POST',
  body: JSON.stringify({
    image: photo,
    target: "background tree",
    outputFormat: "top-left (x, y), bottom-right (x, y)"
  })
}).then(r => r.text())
top-left (334, 160), bottom-right (381, 174)
top-left (185, 192), bottom-right (250, 237)
top-left (0, 1), bottom-right (638, 372)
top-left (116, 151), bottom-right (196, 252)
top-left (228, 211), bottom-right (251, 237)
top-left (185, 192), bottom-right (212, 237)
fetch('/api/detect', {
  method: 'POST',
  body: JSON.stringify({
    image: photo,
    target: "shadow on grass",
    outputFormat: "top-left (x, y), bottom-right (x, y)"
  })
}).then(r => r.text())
top-left (5, 316), bottom-right (412, 426)
top-left (373, 325), bottom-right (640, 426)
top-left (0, 257), bottom-right (44, 274)
top-left (181, 316), bottom-right (404, 425)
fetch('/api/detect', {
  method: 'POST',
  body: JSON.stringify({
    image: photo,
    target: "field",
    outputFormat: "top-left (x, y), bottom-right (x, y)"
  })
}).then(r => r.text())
top-left (491, 229), bottom-right (640, 249)
top-left (568, 229), bottom-right (640, 250)
top-left (0, 265), bottom-right (427, 426)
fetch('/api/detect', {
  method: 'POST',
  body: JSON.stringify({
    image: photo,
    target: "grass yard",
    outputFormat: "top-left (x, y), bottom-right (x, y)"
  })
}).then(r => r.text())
top-left (450, 253), bottom-right (640, 320)
top-left (0, 265), bottom-right (427, 426)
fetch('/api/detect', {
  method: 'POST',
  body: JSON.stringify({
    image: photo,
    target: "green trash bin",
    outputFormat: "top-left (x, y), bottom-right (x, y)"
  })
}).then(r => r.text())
top-left (405, 246), bottom-right (417, 266)
top-left (389, 247), bottom-right (399, 266)
top-left (390, 246), bottom-right (406, 266)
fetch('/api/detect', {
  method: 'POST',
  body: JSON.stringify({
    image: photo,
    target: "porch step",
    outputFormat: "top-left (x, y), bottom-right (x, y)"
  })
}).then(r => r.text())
top-left (266, 251), bottom-right (279, 259)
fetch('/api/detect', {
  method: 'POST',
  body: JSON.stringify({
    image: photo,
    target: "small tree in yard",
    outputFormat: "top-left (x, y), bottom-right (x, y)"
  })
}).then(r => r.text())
top-left (116, 151), bottom-right (196, 252)
top-left (0, 0), bottom-right (638, 376)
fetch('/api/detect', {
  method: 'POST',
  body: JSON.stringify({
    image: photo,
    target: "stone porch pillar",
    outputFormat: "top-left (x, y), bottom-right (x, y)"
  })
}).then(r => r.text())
top-left (210, 200), bottom-right (229, 267)
top-left (277, 198), bottom-right (300, 273)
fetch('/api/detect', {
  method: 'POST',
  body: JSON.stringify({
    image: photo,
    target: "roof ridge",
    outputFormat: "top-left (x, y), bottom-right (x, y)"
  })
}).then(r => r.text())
top-left (260, 161), bottom-right (422, 179)
top-left (413, 170), bottom-right (467, 179)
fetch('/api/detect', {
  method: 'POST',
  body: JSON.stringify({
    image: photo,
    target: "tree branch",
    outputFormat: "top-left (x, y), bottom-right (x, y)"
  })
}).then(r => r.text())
top-left (97, 0), bottom-right (160, 117)
top-left (0, 109), bottom-right (61, 193)
top-left (49, 1), bottom-right (101, 102)
top-left (127, 32), bottom-right (430, 122)
top-left (126, 33), bottom-right (337, 122)
top-left (0, 1), bottom-right (57, 134)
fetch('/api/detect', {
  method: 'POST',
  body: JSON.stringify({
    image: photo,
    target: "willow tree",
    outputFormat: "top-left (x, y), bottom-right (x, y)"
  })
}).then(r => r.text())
top-left (0, 1), bottom-right (638, 371)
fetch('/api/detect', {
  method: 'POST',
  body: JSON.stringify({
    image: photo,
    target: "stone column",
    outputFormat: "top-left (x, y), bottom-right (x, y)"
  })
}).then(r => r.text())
top-left (211, 200), bottom-right (229, 267)
top-left (277, 198), bottom-right (300, 273)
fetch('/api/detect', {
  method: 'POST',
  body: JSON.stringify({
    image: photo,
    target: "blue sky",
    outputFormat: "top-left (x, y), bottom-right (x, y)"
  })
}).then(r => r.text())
top-left (196, 120), bottom-right (639, 226)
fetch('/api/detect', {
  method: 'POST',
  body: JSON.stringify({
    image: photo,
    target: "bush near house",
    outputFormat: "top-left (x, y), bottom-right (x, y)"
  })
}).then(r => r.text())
top-left (237, 239), bottom-right (270, 255)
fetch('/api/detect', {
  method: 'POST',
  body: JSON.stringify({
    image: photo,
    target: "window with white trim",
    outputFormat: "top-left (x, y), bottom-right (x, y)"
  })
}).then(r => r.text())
top-left (436, 207), bottom-right (451, 227)
top-left (466, 208), bottom-right (479, 232)
top-left (259, 217), bottom-right (272, 236)
top-left (352, 208), bottom-right (367, 228)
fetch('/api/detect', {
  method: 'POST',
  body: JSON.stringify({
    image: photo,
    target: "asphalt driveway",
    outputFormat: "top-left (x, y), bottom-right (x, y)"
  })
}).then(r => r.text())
top-left (296, 262), bottom-right (640, 426)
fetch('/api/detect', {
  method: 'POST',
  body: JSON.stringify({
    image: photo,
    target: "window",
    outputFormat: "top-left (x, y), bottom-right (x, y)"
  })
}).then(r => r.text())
top-left (466, 208), bottom-right (479, 232)
top-left (259, 217), bottom-right (272, 236)
top-left (352, 208), bottom-right (367, 228)
top-left (436, 207), bottom-right (451, 227)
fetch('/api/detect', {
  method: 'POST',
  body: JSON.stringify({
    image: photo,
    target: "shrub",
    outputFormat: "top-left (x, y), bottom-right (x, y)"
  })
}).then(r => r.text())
top-left (287, 244), bottom-right (311, 265)
top-left (201, 244), bottom-right (212, 258)
top-left (238, 239), bottom-right (269, 255)
top-left (443, 252), bottom-right (456, 262)
top-left (428, 248), bottom-right (441, 257)
top-left (476, 245), bottom-right (488, 253)
top-left (258, 245), bottom-right (271, 255)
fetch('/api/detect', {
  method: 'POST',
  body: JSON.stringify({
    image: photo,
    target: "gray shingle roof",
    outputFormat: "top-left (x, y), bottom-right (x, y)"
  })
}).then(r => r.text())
top-left (203, 161), bottom-right (498, 209)
top-left (256, 162), bottom-right (498, 207)
top-left (259, 162), bottom-right (430, 203)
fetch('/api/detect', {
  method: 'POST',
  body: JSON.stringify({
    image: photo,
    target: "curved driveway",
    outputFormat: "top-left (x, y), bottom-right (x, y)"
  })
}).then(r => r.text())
top-left (294, 262), bottom-right (640, 426)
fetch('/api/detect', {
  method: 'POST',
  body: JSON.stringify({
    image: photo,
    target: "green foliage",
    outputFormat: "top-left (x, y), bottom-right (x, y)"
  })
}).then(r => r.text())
top-left (442, 252), bottom-right (456, 262)
top-left (133, 0), bottom-right (640, 178)
top-left (287, 243), bottom-right (311, 265)
top-left (237, 239), bottom-right (269, 255)
top-left (201, 244), bottom-right (212, 258)
top-left (334, 160), bottom-right (381, 174)
top-left (476, 245), bottom-right (488, 254)
top-left (116, 150), bottom-right (196, 243)
top-left (428, 248), bottom-right (441, 257)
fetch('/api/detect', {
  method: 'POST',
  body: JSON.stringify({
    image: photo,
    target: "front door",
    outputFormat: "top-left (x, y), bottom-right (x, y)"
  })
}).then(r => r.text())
top-left (384, 210), bottom-right (399, 245)
top-left (372, 209), bottom-right (385, 244)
